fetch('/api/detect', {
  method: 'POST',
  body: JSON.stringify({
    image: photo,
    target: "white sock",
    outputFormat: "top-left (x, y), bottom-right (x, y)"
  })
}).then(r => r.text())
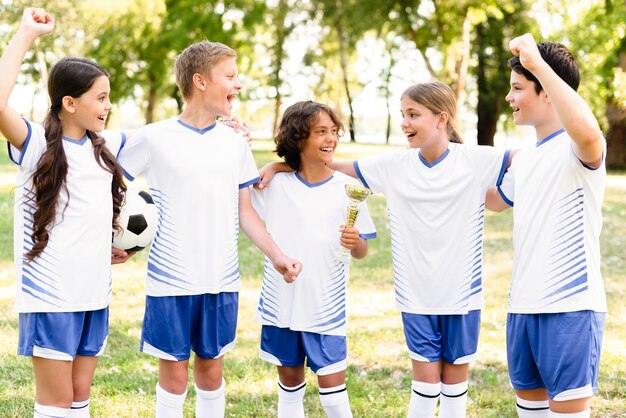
top-left (516, 397), bottom-right (550, 417)
top-left (34, 403), bottom-right (70, 418)
top-left (438, 381), bottom-right (468, 418)
top-left (68, 399), bottom-right (90, 417)
top-left (408, 381), bottom-right (440, 418)
top-left (195, 379), bottom-right (225, 418)
top-left (319, 383), bottom-right (352, 418)
top-left (549, 411), bottom-right (590, 418)
top-left (277, 380), bottom-right (306, 418)
top-left (155, 384), bottom-right (187, 418)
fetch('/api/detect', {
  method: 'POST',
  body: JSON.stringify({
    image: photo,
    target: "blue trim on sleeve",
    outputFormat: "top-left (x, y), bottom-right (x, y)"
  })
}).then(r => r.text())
top-left (9, 118), bottom-right (33, 165)
top-left (580, 151), bottom-right (604, 171)
top-left (239, 176), bottom-right (261, 189)
top-left (116, 131), bottom-right (127, 158)
top-left (353, 161), bottom-right (370, 189)
top-left (359, 232), bottom-right (377, 240)
top-left (496, 149), bottom-right (511, 186)
top-left (497, 185), bottom-right (513, 207)
top-left (123, 169), bottom-right (135, 182)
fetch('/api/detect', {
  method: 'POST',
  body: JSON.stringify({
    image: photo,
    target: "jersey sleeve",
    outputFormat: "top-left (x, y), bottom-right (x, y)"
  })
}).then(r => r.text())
top-left (101, 130), bottom-right (127, 158)
top-left (7, 119), bottom-right (47, 170)
top-left (355, 199), bottom-right (377, 239)
top-left (354, 151), bottom-right (398, 194)
top-left (497, 167), bottom-right (514, 206)
top-left (472, 145), bottom-right (511, 188)
top-left (238, 136), bottom-right (260, 188)
top-left (116, 128), bottom-right (149, 181)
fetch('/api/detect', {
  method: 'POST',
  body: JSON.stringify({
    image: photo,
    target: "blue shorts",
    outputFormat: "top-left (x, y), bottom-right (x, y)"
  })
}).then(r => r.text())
top-left (402, 310), bottom-right (481, 364)
top-left (259, 325), bottom-right (347, 376)
top-left (141, 292), bottom-right (238, 361)
top-left (18, 307), bottom-right (109, 361)
top-left (507, 311), bottom-right (605, 401)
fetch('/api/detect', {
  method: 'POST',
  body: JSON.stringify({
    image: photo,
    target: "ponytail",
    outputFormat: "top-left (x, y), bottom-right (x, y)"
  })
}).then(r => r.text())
top-left (449, 127), bottom-right (463, 144)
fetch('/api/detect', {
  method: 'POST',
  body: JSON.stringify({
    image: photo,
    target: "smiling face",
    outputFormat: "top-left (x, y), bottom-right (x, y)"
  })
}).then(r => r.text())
top-left (203, 56), bottom-right (242, 118)
top-left (505, 70), bottom-right (550, 128)
top-left (299, 110), bottom-right (339, 167)
top-left (400, 96), bottom-right (444, 149)
top-left (70, 75), bottom-right (112, 133)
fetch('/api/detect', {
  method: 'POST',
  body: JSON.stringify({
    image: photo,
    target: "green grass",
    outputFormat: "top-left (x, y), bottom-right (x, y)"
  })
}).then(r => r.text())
top-left (0, 140), bottom-right (625, 417)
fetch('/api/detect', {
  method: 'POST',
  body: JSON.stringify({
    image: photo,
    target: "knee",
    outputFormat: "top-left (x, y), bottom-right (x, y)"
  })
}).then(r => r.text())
top-left (160, 367), bottom-right (189, 394)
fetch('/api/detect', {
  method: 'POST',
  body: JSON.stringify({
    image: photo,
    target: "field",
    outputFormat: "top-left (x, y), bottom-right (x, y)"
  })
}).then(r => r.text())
top-left (0, 140), bottom-right (624, 417)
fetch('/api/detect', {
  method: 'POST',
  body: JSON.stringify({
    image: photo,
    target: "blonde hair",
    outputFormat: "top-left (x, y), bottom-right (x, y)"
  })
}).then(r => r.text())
top-left (174, 41), bottom-right (236, 99)
top-left (401, 81), bottom-right (463, 144)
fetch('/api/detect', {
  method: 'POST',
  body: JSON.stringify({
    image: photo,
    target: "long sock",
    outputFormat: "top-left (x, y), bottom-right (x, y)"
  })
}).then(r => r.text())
top-left (34, 403), bottom-right (70, 418)
top-left (438, 381), bottom-right (468, 418)
top-left (277, 380), bottom-right (306, 418)
top-left (516, 397), bottom-right (550, 417)
top-left (68, 399), bottom-right (90, 418)
top-left (408, 381), bottom-right (440, 418)
top-left (319, 383), bottom-right (352, 418)
top-left (549, 411), bottom-right (590, 418)
top-left (155, 384), bottom-right (187, 418)
top-left (195, 379), bottom-right (225, 418)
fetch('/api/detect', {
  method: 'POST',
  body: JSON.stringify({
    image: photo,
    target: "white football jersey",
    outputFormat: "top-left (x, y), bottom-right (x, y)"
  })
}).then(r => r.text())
top-left (117, 118), bottom-right (259, 296)
top-left (497, 130), bottom-right (607, 313)
top-left (356, 143), bottom-right (509, 314)
top-left (9, 120), bottom-right (126, 313)
top-left (251, 171), bottom-right (376, 336)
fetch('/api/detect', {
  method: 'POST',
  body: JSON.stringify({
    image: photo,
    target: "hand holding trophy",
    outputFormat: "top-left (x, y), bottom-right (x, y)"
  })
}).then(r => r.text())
top-left (336, 184), bottom-right (372, 263)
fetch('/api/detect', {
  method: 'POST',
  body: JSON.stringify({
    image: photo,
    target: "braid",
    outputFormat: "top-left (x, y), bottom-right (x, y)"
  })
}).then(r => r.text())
top-left (27, 110), bottom-right (68, 261)
top-left (89, 131), bottom-right (127, 233)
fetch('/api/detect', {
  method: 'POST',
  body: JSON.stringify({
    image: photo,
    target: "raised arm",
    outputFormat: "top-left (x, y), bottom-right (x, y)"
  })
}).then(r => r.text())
top-left (0, 8), bottom-right (55, 149)
top-left (238, 186), bottom-right (302, 282)
top-left (509, 34), bottom-right (603, 166)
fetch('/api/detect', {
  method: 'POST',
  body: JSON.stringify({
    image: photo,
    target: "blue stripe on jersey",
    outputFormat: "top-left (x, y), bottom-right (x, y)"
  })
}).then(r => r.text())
top-left (388, 209), bottom-right (414, 310)
top-left (220, 193), bottom-right (240, 287)
top-left (456, 204), bottom-right (485, 307)
top-left (541, 188), bottom-right (588, 307)
top-left (145, 188), bottom-right (194, 290)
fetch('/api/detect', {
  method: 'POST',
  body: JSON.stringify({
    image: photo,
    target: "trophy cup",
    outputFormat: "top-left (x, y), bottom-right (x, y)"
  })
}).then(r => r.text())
top-left (336, 184), bottom-right (372, 263)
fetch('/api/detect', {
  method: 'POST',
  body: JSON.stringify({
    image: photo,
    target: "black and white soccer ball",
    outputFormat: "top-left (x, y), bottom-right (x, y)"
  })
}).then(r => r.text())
top-left (112, 189), bottom-right (158, 252)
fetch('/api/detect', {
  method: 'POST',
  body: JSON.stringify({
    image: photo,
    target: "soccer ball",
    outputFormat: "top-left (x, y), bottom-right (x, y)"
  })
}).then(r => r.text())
top-left (112, 189), bottom-right (158, 252)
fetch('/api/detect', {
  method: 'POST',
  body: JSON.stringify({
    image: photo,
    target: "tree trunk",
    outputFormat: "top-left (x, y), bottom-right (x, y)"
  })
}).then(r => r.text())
top-left (145, 75), bottom-right (157, 124)
top-left (336, 17), bottom-right (356, 142)
top-left (605, 100), bottom-right (626, 169)
top-left (453, 12), bottom-right (471, 104)
top-left (605, 49), bottom-right (626, 169)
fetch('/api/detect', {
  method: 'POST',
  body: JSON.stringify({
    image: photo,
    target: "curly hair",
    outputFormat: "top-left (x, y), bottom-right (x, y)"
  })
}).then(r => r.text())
top-left (26, 57), bottom-right (126, 262)
top-left (508, 42), bottom-right (580, 94)
top-left (274, 101), bottom-right (344, 170)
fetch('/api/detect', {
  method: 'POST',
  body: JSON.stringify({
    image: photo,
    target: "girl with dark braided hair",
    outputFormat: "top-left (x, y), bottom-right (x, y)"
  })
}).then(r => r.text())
top-left (0, 8), bottom-right (128, 417)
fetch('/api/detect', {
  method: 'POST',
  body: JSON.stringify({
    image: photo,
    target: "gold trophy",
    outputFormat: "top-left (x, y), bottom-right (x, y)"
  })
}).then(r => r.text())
top-left (336, 184), bottom-right (372, 263)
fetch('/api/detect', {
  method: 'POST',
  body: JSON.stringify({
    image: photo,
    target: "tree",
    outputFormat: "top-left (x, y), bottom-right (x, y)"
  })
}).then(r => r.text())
top-left (566, 0), bottom-right (626, 169)
top-left (472, 2), bottom-right (533, 146)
